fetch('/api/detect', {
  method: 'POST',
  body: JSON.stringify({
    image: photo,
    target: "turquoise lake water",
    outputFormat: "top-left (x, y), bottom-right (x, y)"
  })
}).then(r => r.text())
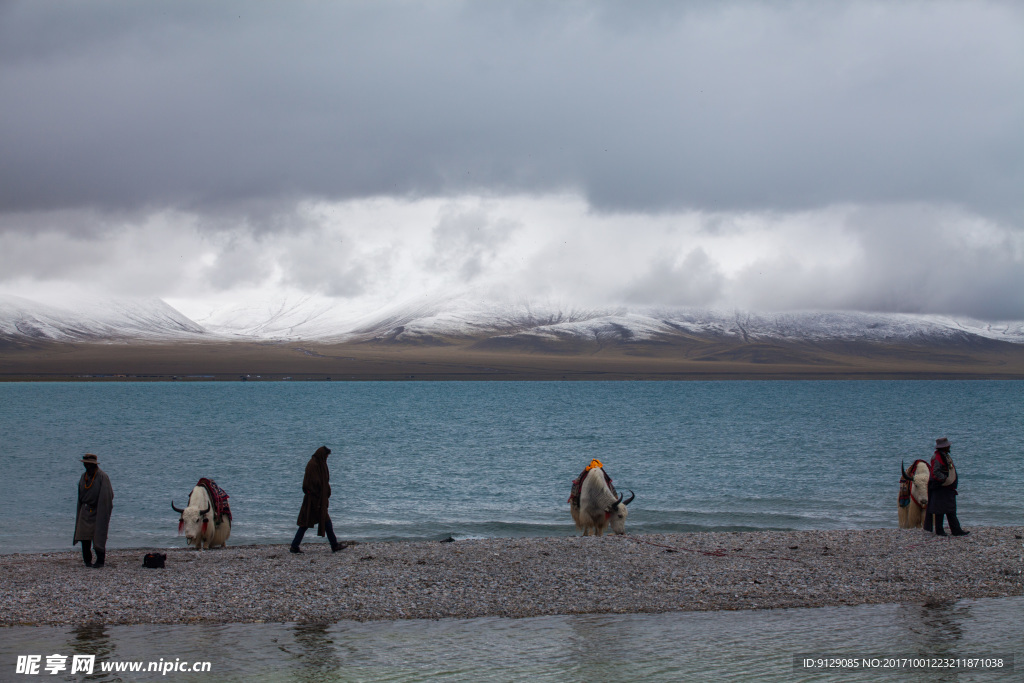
top-left (1, 380), bottom-right (1022, 552)
top-left (1, 381), bottom-right (1022, 680)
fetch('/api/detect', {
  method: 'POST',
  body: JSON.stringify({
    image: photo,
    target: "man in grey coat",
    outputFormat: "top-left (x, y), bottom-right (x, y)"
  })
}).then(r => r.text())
top-left (74, 453), bottom-right (114, 568)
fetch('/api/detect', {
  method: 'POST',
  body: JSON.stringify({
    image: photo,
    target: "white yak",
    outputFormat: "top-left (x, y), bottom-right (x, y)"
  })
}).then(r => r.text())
top-left (172, 484), bottom-right (231, 549)
top-left (898, 460), bottom-right (930, 529)
top-left (572, 467), bottom-right (635, 536)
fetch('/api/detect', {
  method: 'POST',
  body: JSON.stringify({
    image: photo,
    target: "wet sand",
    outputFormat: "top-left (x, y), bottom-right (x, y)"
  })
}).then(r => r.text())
top-left (2, 527), bottom-right (1021, 626)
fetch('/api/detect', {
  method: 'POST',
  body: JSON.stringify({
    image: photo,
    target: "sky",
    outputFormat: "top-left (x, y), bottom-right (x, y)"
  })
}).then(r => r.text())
top-left (1, 0), bottom-right (1022, 320)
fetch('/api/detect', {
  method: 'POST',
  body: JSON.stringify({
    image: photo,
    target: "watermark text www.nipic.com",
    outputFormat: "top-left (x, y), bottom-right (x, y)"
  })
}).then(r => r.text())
top-left (793, 654), bottom-right (1014, 673)
top-left (16, 654), bottom-right (212, 676)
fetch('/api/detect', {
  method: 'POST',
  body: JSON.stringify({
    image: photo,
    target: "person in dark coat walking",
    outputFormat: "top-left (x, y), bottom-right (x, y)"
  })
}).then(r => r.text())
top-left (74, 453), bottom-right (114, 568)
top-left (922, 437), bottom-right (969, 536)
top-left (291, 446), bottom-right (345, 553)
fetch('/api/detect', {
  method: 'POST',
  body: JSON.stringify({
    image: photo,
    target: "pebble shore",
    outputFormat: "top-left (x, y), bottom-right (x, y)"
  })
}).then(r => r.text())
top-left (2, 527), bottom-right (1021, 627)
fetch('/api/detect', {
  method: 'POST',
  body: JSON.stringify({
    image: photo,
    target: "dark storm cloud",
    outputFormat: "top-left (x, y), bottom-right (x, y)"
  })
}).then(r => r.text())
top-left (2, 0), bottom-right (1021, 221)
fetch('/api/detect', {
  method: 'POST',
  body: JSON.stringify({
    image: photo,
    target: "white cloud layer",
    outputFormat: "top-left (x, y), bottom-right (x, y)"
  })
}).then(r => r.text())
top-left (1, 195), bottom-right (1021, 319)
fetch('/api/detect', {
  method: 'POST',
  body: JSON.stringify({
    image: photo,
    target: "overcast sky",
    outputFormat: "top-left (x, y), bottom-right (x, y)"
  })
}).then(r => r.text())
top-left (1, 1), bottom-right (1022, 319)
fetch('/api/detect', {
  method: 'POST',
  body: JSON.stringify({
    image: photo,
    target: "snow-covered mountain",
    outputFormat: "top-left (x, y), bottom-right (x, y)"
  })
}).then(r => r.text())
top-left (351, 299), bottom-right (1019, 345)
top-left (187, 295), bottom-right (349, 340)
top-left (197, 294), bottom-right (1024, 347)
top-left (3, 292), bottom-right (1024, 347)
top-left (0, 294), bottom-right (208, 343)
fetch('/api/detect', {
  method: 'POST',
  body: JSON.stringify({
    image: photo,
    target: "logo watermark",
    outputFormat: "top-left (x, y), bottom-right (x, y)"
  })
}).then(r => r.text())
top-left (16, 654), bottom-right (211, 676)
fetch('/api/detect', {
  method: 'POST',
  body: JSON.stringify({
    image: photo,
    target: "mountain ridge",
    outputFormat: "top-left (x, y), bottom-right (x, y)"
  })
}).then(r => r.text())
top-left (0, 294), bottom-right (208, 345)
top-left (3, 293), bottom-right (1024, 350)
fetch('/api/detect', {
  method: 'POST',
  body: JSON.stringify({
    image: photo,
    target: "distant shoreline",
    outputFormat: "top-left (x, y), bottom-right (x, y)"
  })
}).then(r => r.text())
top-left (5, 375), bottom-right (1024, 381)
top-left (3, 340), bottom-right (1024, 381)
top-left (3, 528), bottom-right (1021, 626)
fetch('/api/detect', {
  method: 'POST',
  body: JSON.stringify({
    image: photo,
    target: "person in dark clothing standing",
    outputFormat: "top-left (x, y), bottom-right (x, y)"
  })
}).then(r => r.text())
top-left (291, 446), bottom-right (345, 553)
top-left (74, 453), bottom-right (114, 568)
top-left (923, 437), bottom-right (969, 536)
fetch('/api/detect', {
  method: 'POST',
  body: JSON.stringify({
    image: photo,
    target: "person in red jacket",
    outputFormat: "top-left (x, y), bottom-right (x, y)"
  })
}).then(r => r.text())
top-left (922, 437), bottom-right (969, 536)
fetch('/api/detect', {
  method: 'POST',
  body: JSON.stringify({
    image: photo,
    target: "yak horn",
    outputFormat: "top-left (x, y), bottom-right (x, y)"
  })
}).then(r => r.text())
top-left (171, 501), bottom-right (184, 513)
top-left (901, 460), bottom-right (911, 481)
top-left (199, 505), bottom-right (211, 516)
top-left (622, 490), bottom-right (635, 506)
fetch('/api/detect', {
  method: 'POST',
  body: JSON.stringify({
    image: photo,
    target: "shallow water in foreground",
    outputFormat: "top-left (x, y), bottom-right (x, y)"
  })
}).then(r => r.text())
top-left (2, 597), bottom-right (1020, 681)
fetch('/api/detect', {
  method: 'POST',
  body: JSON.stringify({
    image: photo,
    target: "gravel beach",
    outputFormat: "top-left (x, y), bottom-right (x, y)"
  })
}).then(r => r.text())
top-left (2, 527), bottom-right (1021, 627)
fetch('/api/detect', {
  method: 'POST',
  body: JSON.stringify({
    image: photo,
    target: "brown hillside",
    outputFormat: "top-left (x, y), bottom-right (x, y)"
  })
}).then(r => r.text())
top-left (2, 335), bottom-right (1024, 381)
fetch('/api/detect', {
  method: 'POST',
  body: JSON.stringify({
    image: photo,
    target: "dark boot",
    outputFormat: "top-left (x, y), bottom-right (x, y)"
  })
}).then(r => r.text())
top-left (948, 513), bottom-right (969, 536)
top-left (324, 516), bottom-right (339, 549)
top-left (922, 513), bottom-right (933, 532)
top-left (81, 541), bottom-right (93, 568)
top-left (91, 549), bottom-right (105, 568)
top-left (290, 526), bottom-right (306, 553)
top-left (933, 514), bottom-right (947, 536)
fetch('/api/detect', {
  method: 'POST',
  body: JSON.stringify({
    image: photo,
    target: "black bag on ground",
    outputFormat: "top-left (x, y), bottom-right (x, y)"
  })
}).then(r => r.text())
top-left (143, 553), bottom-right (166, 568)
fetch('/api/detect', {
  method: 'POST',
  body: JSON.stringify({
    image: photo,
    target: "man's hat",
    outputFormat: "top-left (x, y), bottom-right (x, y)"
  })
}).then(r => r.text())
top-left (81, 453), bottom-right (99, 464)
top-left (935, 437), bottom-right (951, 450)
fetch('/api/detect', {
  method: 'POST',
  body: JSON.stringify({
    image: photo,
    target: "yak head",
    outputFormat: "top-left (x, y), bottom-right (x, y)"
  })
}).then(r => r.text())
top-left (902, 460), bottom-right (929, 509)
top-left (171, 488), bottom-right (212, 547)
top-left (606, 490), bottom-right (635, 535)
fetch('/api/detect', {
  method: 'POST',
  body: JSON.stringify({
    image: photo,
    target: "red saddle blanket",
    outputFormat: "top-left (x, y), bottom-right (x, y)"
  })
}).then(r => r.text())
top-left (568, 462), bottom-right (616, 507)
top-left (197, 477), bottom-right (232, 524)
